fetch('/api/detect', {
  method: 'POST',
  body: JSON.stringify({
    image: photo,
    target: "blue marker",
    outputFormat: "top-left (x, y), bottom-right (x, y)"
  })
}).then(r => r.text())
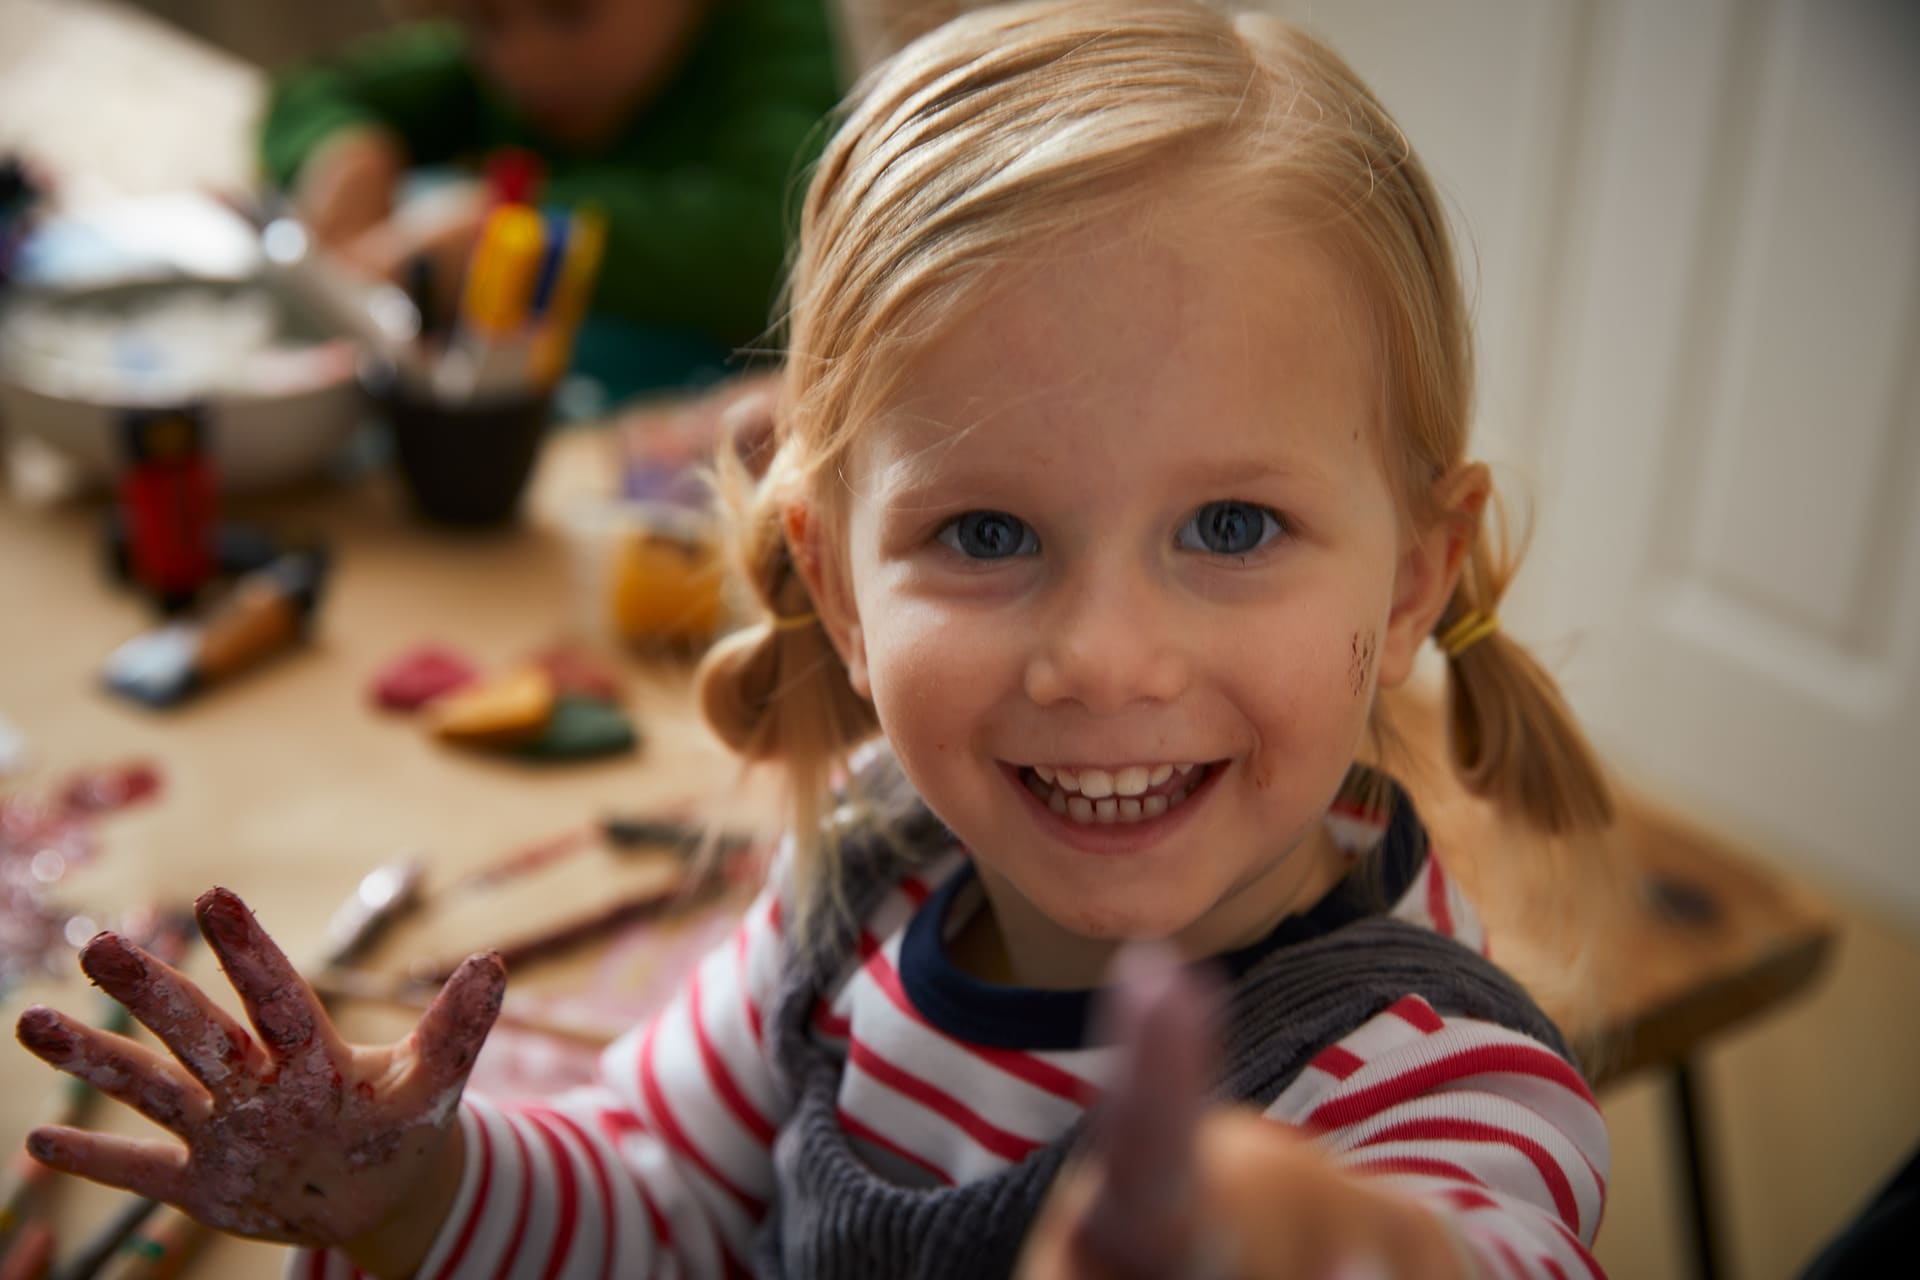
top-left (528, 211), bottom-right (571, 319)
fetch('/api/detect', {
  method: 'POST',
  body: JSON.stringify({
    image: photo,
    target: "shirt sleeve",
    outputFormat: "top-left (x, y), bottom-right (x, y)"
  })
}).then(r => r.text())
top-left (258, 23), bottom-right (482, 190)
top-left (540, 4), bottom-right (839, 344)
top-left (1266, 994), bottom-right (1609, 1279)
top-left (283, 880), bottom-right (793, 1279)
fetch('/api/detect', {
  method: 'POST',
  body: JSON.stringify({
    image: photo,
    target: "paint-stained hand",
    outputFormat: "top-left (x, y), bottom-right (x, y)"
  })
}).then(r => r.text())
top-left (1018, 945), bottom-right (1473, 1280)
top-left (14, 887), bottom-right (504, 1259)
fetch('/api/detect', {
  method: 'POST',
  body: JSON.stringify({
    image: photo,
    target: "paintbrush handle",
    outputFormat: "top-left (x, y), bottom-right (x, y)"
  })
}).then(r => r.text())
top-left (50, 1197), bottom-right (157, 1280)
top-left (410, 873), bottom-right (703, 984)
top-left (91, 1208), bottom-right (206, 1280)
top-left (440, 828), bottom-right (594, 898)
top-left (309, 968), bottom-right (624, 1048)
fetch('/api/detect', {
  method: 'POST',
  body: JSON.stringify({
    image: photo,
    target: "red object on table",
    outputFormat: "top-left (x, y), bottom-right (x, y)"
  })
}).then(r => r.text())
top-left (372, 645), bottom-right (480, 711)
top-left (117, 408), bottom-right (215, 611)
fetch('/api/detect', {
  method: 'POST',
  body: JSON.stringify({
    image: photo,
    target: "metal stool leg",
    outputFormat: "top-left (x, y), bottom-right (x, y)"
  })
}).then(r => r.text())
top-left (1672, 1060), bottom-right (1724, 1280)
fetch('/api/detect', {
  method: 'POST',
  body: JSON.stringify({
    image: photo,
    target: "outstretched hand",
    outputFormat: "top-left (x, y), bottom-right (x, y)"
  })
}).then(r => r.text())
top-left (1019, 946), bottom-right (1472, 1280)
top-left (15, 887), bottom-right (503, 1266)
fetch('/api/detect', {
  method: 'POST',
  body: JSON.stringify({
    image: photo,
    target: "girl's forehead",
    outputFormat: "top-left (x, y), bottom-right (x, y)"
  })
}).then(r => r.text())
top-left (851, 221), bottom-right (1380, 478)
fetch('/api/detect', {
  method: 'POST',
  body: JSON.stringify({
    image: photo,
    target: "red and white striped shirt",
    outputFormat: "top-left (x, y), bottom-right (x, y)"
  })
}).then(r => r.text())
top-left (292, 810), bottom-right (1605, 1279)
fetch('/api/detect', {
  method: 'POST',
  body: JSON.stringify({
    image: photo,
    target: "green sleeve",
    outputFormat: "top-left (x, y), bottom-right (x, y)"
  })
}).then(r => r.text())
top-left (259, 23), bottom-right (483, 189)
top-left (541, 113), bottom-right (828, 346)
top-left (541, 0), bottom-right (842, 344)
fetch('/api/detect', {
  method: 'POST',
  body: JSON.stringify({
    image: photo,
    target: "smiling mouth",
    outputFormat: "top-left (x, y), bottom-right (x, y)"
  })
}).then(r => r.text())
top-left (1016, 761), bottom-right (1217, 825)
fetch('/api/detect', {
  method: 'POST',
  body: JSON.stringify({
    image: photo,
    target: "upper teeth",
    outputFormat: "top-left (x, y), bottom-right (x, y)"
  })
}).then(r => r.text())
top-left (1033, 763), bottom-right (1191, 797)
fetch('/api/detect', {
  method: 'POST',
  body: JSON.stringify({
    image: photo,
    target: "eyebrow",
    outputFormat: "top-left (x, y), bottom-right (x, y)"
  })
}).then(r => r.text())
top-left (872, 452), bottom-right (1339, 513)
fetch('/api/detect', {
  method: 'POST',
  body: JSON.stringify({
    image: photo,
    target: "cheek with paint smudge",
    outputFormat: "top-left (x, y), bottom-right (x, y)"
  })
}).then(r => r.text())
top-left (1349, 629), bottom-right (1377, 698)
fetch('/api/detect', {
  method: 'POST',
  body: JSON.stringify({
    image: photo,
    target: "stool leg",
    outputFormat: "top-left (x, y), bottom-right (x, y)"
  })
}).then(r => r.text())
top-left (1671, 1061), bottom-right (1723, 1280)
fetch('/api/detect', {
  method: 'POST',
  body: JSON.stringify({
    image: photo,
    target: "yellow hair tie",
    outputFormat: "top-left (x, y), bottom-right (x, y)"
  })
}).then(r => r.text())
top-left (768, 611), bottom-right (819, 633)
top-left (1437, 611), bottom-right (1499, 657)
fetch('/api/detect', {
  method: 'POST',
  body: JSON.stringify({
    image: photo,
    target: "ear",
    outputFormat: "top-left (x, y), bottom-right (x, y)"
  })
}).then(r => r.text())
top-left (1376, 462), bottom-right (1490, 689)
top-left (784, 503), bottom-right (872, 700)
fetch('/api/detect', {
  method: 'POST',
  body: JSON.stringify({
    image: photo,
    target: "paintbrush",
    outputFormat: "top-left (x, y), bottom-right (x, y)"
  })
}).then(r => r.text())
top-left (308, 968), bottom-right (624, 1049)
top-left (407, 858), bottom-right (711, 985)
top-left (435, 827), bottom-right (596, 899)
top-left (434, 816), bottom-right (749, 903)
top-left (90, 1207), bottom-right (204, 1280)
top-left (48, 857), bottom-right (426, 1280)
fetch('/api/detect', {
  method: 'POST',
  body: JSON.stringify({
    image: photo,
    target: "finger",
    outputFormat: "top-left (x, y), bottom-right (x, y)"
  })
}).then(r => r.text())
top-left (15, 1006), bottom-right (212, 1135)
top-left (196, 887), bottom-right (348, 1069)
top-left (1368, 1197), bottom-right (1474, 1280)
top-left (24, 1127), bottom-right (189, 1206)
top-left (1076, 943), bottom-right (1223, 1276)
top-left (403, 952), bottom-right (507, 1104)
top-left (78, 932), bottom-right (265, 1100)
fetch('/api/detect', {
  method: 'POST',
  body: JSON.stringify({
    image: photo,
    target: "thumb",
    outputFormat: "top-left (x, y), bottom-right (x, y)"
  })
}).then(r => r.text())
top-left (405, 951), bottom-right (507, 1106)
top-left (1076, 943), bottom-right (1227, 1277)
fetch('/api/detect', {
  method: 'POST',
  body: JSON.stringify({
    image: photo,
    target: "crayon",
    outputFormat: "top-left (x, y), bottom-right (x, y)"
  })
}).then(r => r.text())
top-left (529, 208), bottom-right (606, 387)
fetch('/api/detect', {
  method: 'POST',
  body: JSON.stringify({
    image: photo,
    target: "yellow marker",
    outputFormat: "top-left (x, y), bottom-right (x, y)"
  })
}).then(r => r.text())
top-left (531, 207), bottom-right (607, 386)
top-left (461, 204), bottom-right (546, 336)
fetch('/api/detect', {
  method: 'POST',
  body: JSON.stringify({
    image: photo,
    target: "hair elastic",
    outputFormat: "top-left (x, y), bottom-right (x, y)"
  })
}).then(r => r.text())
top-left (768, 611), bottom-right (819, 633)
top-left (1437, 611), bottom-right (1499, 658)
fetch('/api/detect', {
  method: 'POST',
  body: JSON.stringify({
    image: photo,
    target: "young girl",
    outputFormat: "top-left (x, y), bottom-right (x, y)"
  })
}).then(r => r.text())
top-left (18, 2), bottom-right (1616, 1276)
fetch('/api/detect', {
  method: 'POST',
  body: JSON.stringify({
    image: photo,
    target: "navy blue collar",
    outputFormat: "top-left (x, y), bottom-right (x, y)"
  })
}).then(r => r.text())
top-left (896, 781), bottom-right (1430, 1051)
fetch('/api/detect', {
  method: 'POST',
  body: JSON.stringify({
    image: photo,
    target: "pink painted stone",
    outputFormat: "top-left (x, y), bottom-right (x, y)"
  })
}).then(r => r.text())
top-left (371, 646), bottom-right (479, 712)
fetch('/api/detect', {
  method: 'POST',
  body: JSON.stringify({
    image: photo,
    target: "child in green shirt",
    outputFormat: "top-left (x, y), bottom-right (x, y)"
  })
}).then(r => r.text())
top-left (261, 0), bottom-right (843, 398)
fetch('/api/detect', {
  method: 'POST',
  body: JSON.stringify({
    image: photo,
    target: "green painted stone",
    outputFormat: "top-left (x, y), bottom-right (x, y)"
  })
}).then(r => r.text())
top-left (515, 696), bottom-right (639, 761)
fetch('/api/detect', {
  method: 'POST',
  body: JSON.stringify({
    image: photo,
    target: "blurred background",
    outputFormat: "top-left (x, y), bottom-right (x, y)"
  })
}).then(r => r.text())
top-left (3, 1), bottom-right (1916, 1278)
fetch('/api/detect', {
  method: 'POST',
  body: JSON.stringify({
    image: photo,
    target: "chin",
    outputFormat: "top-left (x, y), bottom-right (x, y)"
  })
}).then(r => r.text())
top-left (1043, 896), bottom-right (1198, 945)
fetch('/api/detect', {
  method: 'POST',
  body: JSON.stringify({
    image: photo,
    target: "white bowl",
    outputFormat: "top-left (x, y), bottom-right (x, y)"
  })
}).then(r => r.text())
top-left (0, 277), bottom-right (364, 492)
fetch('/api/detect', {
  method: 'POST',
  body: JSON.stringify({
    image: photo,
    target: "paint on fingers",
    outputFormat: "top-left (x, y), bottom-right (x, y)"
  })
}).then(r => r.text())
top-left (1079, 944), bottom-right (1223, 1278)
top-left (411, 952), bottom-right (507, 1091)
top-left (78, 932), bottom-right (259, 1093)
top-left (15, 1006), bottom-right (206, 1132)
top-left (196, 888), bottom-right (321, 1058)
top-left (23, 1126), bottom-right (190, 1205)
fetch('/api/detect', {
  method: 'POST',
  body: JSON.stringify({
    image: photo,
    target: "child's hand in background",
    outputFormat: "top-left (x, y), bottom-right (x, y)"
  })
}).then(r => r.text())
top-left (295, 127), bottom-right (407, 251)
top-left (15, 887), bottom-right (504, 1274)
top-left (1019, 946), bottom-right (1472, 1280)
top-left (335, 196), bottom-right (488, 327)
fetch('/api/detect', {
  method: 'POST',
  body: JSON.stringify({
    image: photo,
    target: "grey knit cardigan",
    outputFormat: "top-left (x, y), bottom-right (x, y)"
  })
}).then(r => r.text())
top-left (750, 781), bottom-right (1574, 1278)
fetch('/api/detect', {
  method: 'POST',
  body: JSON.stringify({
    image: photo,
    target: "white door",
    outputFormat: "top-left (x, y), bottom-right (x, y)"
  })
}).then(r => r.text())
top-left (1274, 0), bottom-right (1920, 925)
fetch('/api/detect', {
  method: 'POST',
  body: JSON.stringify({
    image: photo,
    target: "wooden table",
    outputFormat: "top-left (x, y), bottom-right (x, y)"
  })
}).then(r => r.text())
top-left (0, 4), bottom-right (1837, 1275)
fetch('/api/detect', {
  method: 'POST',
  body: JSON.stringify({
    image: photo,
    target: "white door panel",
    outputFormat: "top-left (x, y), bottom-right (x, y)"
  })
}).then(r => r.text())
top-left (1283, 0), bottom-right (1920, 923)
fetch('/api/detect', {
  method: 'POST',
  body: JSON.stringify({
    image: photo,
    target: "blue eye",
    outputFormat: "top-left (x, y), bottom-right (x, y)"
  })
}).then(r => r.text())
top-left (1178, 501), bottom-right (1285, 556)
top-left (938, 511), bottom-right (1037, 560)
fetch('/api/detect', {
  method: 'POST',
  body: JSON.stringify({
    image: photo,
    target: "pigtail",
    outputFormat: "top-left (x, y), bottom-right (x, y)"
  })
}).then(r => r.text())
top-left (1437, 492), bottom-right (1614, 834)
top-left (694, 406), bottom-right (882, 933)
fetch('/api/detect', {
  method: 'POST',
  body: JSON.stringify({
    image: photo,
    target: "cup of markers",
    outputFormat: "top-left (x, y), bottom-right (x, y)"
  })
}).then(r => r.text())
top-left (366, 202), bottom-right (605, 527)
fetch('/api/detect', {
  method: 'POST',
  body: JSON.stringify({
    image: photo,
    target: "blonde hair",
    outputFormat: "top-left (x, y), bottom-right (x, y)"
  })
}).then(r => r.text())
top-left (697, 0), bottom-right (1612, 926)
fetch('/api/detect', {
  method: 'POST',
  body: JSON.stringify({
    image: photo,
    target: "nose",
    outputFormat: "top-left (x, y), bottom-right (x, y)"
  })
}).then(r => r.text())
top-left (1023, 562), bottom-right (1190, 714)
